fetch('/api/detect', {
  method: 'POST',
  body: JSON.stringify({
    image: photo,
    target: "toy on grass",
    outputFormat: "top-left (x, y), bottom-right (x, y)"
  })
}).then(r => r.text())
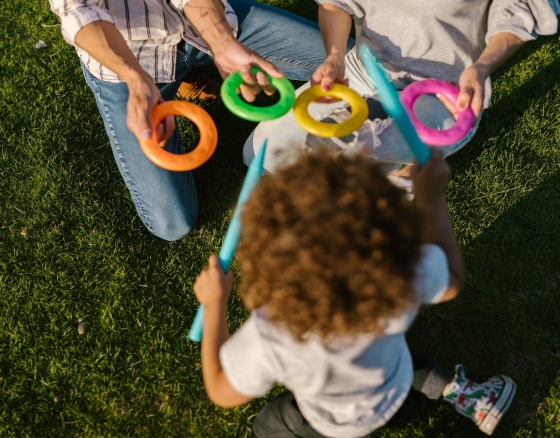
top-left (189, 140), bottom-right (268, 343)
top-left (221, 67), bottom-right (296, 122)
top-left (293, 84), bottom-right (369, 138)
top-left (358, 44), bottom-right (431, 166)
top-left (139, 101), bottom-right (217, 172)
top-left (399, 79), bottom-right (474, 146)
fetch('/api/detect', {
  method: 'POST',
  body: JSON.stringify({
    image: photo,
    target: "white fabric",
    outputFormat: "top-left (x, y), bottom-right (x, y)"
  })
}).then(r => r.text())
top-left (220, 244), bottom-right (449, 438)
top-left (48, 0), bottom-right (238, 83)
top-left (316, 0), bottom-right (559, 91)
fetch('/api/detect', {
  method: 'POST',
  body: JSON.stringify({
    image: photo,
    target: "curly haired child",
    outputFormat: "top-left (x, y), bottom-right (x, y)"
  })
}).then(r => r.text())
top-left (193, 149), bottom-right (516, 437)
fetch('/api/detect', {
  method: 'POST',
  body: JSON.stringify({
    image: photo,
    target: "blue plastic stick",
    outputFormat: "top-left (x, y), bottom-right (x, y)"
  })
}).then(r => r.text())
top-left (358, 44), bottom-right (430, 166)
top-left (189, 140), bottom-right (268, 342)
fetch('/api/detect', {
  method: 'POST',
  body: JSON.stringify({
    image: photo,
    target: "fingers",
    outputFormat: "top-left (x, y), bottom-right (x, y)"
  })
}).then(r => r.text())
top-left (238, 66), bottom-right (277, 101)
top-left (208, 254), bottom-right (220, 269)
top-left (251, 55), bottom-right (283, 79)
top-left (156, 114), bottom-right (175, 147)
top-left (209, 254), bottom-right (233, 289)
top-left (256, 71), bottom-right (275, 96)
top-left (310, 68), bottom-right (323, 87)
top-left (311, 58), bottom-right (346, 92)
top-left (457, 65), bottom-right (486, 118)
top-left (224, 268), bottom-right (233, 285)
top-left (126, 79), bottom-right (162, 144)
top-left (469, 89), bottom-right (484, 119)
top-left (456, 85), bottom-right (473, 112)
top-left (436, 94), bottom-right (458, 120)
top-left (429, 146), bottom-right (444, 160)
top-left (409, 162), bottom-right (420, 179)
top-left (427, 147), bottom-right (451, 180)
top-left (416, 148), bottom-right (444, 175)
top-left (127, 99), bottom-right (153, 142)
top-left (239, 65), bottom-right (260, 102)
top-left (321, 72), bottom-right (335, 92)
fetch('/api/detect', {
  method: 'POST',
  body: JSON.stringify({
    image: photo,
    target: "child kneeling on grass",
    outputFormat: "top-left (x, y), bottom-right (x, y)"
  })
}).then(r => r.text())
top-left (193, 149), bottom-right (516, 437)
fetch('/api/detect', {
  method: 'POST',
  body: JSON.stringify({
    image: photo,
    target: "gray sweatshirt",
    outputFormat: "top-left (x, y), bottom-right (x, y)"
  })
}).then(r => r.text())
top-left (318, 0), bottom-right (559, 91)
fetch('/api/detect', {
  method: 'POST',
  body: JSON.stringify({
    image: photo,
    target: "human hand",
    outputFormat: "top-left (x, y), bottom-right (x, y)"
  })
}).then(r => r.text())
top-left (125, 72), bottom-right (175, 147)
top-left (311, 53), bottom-right (347, 91)
top-left (310, 53), bottom-right (347, 103)
top-left (194, 255), bottom-right (233, 308)
top-left (411, 148), bottom-right (451, 211)
top-left (456, 63), bottom-right (488, 118)
top-left (212, 38), bottom-right (284, 103)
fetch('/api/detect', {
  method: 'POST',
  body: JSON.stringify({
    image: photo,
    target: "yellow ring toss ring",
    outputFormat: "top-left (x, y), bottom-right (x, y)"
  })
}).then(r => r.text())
top-left (293, 84), bottom-right (368, 138)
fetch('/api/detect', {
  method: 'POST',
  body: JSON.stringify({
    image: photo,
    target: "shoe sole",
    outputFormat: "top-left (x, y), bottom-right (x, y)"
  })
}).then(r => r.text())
top-left (478, 375), bottom-right (517, 435)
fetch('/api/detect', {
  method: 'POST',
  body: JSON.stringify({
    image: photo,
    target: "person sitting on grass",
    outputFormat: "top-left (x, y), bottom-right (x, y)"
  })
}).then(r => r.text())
top-left (193, 149), bottom-right (516, 437)
top-left (243, 0), bottom-right (559, 195)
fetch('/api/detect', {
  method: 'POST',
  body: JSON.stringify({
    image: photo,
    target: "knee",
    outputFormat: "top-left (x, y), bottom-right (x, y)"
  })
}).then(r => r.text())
top-left (243, 130), bottom-right (256, 167)
top-left (145, 210), bottom-right (197, 241)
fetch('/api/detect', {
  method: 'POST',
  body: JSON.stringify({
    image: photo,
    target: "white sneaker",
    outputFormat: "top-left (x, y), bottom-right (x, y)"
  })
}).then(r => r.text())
top-left (442, 365), bottom-right (517, 435)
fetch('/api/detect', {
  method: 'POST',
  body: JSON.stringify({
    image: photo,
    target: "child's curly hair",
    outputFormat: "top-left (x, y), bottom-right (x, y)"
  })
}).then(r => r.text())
top-left (238, 151), bottom-right (423, 341)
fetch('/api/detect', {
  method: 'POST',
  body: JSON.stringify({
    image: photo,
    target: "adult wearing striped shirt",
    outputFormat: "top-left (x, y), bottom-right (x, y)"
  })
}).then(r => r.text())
top-left (49, 0), bottom-right (328, 240)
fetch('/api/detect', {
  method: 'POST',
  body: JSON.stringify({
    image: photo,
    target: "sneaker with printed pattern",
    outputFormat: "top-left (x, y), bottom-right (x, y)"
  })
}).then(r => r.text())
top-left (442, 365), bottom-right (516, 435)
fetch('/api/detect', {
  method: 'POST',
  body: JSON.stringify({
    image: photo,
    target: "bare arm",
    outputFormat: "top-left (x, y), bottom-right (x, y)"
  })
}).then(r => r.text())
top-left (194, 255), bottom-right (254, 408)
top-left (74, 22), bottom-right (173, 145)
top-left (457, 32), bottom-right (524, 117)
top-left (311, 3), bottom-right (352, 91)
top-left (183, 0), bottom-right (283, 102)
top-left (412, 149), bottom-right (464, 302)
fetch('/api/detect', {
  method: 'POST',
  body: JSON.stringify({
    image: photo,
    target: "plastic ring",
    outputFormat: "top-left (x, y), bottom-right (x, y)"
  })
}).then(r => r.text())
top-left (358, 44), bottom-right (430, 165)
top-left (293, 84), bottom-right (368, 138)
top-left (138, 101), bottom-right (217, 172)
top-left (221, 67), bottom-right (296, 122)
top-left (399, 79), bottom-right (475, 146)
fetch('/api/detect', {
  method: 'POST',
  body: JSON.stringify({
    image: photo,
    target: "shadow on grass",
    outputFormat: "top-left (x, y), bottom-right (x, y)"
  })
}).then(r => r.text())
top-left (448, 34), bottom-right (560, 175)
top-left (389, 169), bottom-right (560, 437)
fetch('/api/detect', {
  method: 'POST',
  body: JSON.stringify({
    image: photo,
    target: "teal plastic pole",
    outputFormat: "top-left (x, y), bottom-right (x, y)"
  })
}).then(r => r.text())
top-left (358, 44), bottom-right (430, 165)
top-left (188, 140), bottom-right (267, 342)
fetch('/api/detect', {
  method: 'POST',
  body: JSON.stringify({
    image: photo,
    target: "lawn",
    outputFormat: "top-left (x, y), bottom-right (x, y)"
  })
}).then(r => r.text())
top-left (0, 1), bottom-right (559, 437)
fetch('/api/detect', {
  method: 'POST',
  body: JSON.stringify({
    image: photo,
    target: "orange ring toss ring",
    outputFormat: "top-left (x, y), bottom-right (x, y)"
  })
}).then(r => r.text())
top-left (293, 84), bottom-right (368, 138)
top-left (138, 101), bottom-right (218, 172)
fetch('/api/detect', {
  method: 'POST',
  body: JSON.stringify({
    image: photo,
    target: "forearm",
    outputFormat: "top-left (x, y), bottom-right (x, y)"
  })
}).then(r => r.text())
top-left (318, 4), bottom-right (352, 58)
top-left (201, 301), bottom-right (230, 400)
top-left (474, 32), bottom-right (524, 77)
top-left (74, 21), bottom-right (148, 84)
top-left (183, 0), bottom-right (234, 53)
top-left (418, 198), bottom-right (464, 296)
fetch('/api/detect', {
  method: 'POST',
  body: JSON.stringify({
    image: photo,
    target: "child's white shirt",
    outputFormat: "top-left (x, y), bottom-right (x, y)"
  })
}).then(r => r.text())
top-left (220, 244), bottom-right (449, 438)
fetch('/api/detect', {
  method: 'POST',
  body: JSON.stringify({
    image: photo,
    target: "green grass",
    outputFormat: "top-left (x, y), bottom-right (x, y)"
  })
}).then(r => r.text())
top-left (1, 1), bottom-right (559, 436)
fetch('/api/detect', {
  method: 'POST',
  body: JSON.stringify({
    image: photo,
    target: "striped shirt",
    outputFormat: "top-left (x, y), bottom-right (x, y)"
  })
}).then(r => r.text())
top-left (48, 0), bottom-right (238, 83)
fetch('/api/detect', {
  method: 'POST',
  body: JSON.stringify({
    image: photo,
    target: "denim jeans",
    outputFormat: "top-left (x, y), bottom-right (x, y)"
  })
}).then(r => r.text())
top-left (243, 46), bottom-right (481, 174)
top-left (81, 0), bottom-right (326, 241)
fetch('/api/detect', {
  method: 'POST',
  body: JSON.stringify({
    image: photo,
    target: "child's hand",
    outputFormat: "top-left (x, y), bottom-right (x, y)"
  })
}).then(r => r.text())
top-left (194, 255), bottom-right (233, 308)
top-left (310, 54), bottom-right (348, 103)
top-left (411, 148), bottom-right (451, 211)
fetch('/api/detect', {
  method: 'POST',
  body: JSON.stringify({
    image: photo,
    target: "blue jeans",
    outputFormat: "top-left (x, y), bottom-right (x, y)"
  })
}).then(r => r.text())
top-left (82, 0), bottom-right (326, 241)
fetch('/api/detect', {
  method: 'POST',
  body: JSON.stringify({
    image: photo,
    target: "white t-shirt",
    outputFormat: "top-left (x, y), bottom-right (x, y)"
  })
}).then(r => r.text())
top-left (220, 244), bottom-right (450, 438)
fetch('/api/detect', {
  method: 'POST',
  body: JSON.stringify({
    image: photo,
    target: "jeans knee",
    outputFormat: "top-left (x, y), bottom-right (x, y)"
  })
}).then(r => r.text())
top-left (145, 211), bottom-right (197, 241)
top-left (243, 131), bottom-right (256, 167)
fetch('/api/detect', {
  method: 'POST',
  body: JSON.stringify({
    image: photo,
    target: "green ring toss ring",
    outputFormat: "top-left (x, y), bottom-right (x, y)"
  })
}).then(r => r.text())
top-left (221, 67), bottom-right (296, 122)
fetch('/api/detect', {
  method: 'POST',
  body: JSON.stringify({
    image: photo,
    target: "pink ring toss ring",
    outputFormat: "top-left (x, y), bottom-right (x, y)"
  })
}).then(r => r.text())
top-left (399, 80), bottom-right (474, 146)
